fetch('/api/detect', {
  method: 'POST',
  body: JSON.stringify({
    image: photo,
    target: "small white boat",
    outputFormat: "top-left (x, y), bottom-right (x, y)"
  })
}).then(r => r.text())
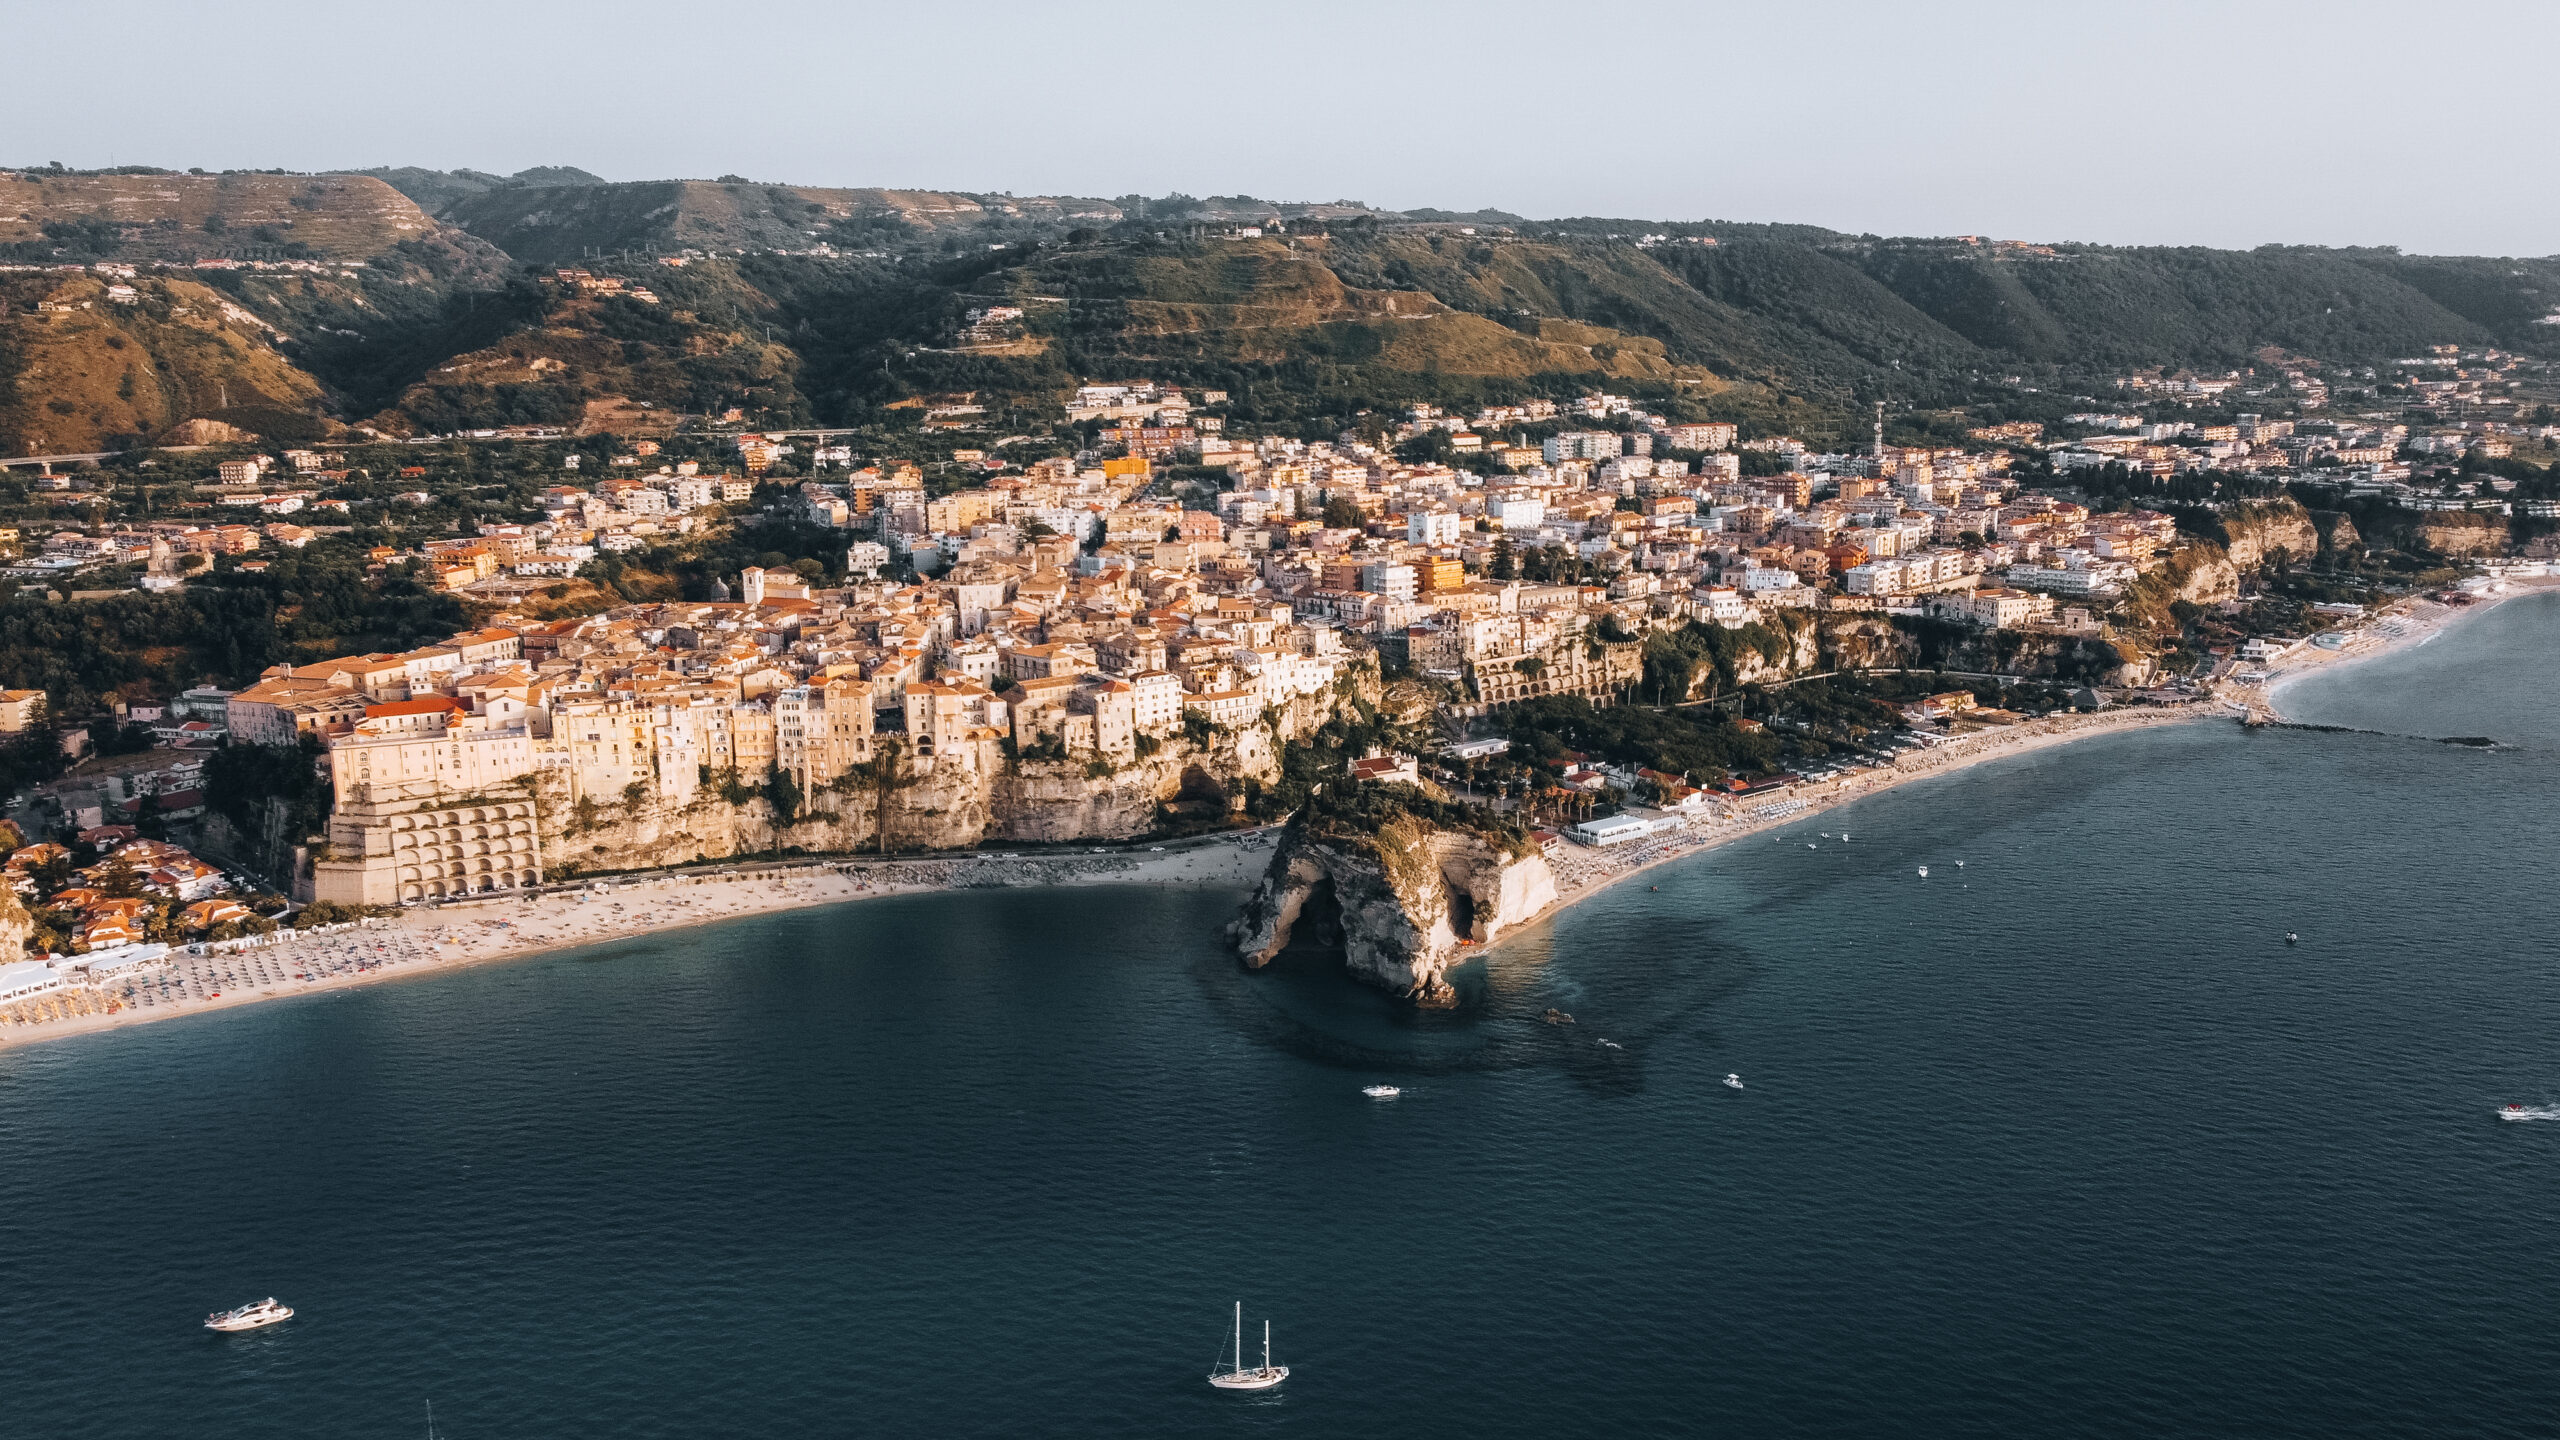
top-left (1597, 1038), bottom-right (1622, 1050)
top-left (1805, 843), bottom-right (1816, 849)
top-left (1362, 1085), bottom-right (1401, 1099)
top-left (1917, 866), bottom-right (1929, 879)
top-left (1954, 860), bottom-right (1965, 868)
top-left (206, 1297), bottom-right (294, 1332)
top-left (1723, 1073), bottom-right (1744, 1090)
top-left (1208, 1302), bottom-right (1289, 1390)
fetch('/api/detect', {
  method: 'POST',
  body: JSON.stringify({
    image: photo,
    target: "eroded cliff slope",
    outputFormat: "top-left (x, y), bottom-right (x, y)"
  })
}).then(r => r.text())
top-left (1229, 788), bottom-right (1556, 1007)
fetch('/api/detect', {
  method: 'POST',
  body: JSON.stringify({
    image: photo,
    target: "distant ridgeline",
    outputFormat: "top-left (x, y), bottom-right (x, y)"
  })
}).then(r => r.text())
top-left (5, 164), bottom-right (2559, 452)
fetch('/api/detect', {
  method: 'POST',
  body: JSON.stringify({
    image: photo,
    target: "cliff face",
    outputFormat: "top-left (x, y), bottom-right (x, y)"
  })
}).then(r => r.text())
top-left (2411, 510), bottom-right (2508, 557)
top-left (1229, 812), bottom-right (1558, 1007)
top-left (524, 671), bottom-right (1374, 876)
top-left (0, 884), bottom-right (32, 958)
top-left (2221, 499), bottom-right (2320, 569)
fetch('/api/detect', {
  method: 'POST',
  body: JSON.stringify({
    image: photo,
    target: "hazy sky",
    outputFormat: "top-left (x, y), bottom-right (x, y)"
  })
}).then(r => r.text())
top-left (16, 0), bottom-right (2557, 255)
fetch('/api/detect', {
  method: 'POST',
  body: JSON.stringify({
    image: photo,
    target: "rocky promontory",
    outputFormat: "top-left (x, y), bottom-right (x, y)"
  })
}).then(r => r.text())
top-left (1229, 787), bottom-right (1556, 1006)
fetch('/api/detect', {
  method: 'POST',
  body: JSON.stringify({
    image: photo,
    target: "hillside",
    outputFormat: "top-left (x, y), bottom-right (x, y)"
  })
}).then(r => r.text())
top-left (367, 261), bottom-right (808, 435)
top-left (6, 169), bottom-right (2559, 454)
top-left (0, 271), bottom-right (331, 453)
top-left (0, 171), bottom-right (499, 267)
top-left (359, 165), bottom-right (609, 216)
top-left (439, 180), bottom-right (1125, 264)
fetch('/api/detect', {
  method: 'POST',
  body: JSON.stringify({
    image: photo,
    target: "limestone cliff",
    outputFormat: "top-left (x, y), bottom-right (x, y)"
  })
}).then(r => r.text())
top-left (2219, 498), bottom-right (2320, 569)
top-left (1228, 795), bottom-right (1557, 1007)
top-left (526, 664), bottom-right (1378, 876)
top-left (2313, 510), bottom-right (2360, 555)
top-left (2122, 542), bottom-right (2240, 634)
top-left (0, 884), bottom-right (32, 958)
top-left (2410, 510), bottom-right (2508, 557)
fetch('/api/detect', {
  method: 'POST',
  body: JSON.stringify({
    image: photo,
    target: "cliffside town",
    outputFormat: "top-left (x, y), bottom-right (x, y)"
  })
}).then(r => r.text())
top-left (165, 379), bottom-right (2545, 911)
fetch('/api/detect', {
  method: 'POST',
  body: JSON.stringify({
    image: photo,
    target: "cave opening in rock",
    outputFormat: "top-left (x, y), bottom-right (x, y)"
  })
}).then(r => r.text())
top-left (1281, 875), bottom-right (1345, 956)
top-left (1444, 879), bottom-right (1476, 942)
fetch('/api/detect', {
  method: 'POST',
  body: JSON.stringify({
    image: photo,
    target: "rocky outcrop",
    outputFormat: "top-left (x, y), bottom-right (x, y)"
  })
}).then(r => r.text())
top-left (0, 884), bottom-right (31, 958)
top-left (520, 663), bottom-right (1385, 877)
top-left (2121, 542), bottom-right (2239, 634)
top-left (2220, 498), bottom-right (2320, 569)
top-left (1229, 806), bottom-right (1557, 1007)
top-left (2313, 510), bottom-right (2361, 555)
top-left (2411, 510), bottom-right (2508, 557)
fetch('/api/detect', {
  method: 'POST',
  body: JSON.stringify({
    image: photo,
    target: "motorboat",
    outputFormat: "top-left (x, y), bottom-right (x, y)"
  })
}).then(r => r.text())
top-left (1208, 1302), bottom-right (1289, 1390)
top-left (1917, 866), bottom-right (1928, 879)
top-left (1723, 1073), bottom-right (1744, 1090)
top-left (206, 1297), bottom-right (294, 1332)
top-left (1362, 1085), bottom-right (1401, 1099)
top-left (2285, 932), bottom-right (2299, 945)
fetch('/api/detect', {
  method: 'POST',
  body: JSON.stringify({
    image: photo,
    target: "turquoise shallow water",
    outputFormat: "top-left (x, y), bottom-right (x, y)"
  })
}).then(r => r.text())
top-left (2, 598), bottom-right (2556, 1439)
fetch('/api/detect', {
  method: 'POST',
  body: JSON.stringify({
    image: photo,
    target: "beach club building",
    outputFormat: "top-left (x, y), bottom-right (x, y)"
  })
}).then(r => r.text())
top-left (0, 958), bottom-right (68, 1003)
top-left (1569, 811), bottom-right (1686, 847)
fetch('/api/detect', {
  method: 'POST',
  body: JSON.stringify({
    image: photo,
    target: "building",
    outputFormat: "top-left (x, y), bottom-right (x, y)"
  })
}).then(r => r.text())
top-left (0, 689), bottom-right (45, 733)
top-left (311, 797), bottom-right (543, 906)
top-left (1407, 511), bottom-right (1461, 546)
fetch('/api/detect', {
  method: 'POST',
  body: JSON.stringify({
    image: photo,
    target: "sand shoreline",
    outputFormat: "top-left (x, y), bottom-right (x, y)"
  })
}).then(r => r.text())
top-left (0, 702), bottom-right (2225, 1055)
top-left (1500, 702), bottom-right (2218, 943)
top-left (2260, 576), bottom-right (2560, 718)
top-left (0, 844), bottom-right (1270, 1055)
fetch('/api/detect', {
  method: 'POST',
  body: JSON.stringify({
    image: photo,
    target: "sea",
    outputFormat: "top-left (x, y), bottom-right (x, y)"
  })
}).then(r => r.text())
top-left (4, 592), bottom-right (2557, 1440)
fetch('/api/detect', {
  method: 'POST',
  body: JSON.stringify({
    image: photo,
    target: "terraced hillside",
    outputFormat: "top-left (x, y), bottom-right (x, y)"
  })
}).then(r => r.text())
top-left (0, 172), bottom-right (496, 266)
top-left (440, 180), bottom-right (1125, 265)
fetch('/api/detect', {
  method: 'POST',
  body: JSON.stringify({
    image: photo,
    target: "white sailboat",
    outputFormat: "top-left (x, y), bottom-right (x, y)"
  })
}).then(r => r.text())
top-left (1207, 1301), bottom-right (1289, 1390)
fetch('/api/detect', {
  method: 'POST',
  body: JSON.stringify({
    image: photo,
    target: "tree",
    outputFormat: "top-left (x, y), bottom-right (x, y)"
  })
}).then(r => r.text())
top-left (1490, 538), bottom-right (1517, 580)
top-left (97, 855), bottom-right (145, 899)
top-left (764, 764), bottom-right (803, 835)
top-left (844, 735), bottom-right (920, 855)
top-left (1321, 497), bottom-right (1365, 530)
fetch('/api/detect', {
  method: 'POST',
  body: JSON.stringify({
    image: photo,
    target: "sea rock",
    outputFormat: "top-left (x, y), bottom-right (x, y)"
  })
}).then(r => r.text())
top-left (1229, 808), bottom-right (1558, 1006)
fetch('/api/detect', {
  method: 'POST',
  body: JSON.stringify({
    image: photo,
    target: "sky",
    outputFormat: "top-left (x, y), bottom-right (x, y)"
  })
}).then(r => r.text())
top-left (14, 0), bottom-right (2558, 256)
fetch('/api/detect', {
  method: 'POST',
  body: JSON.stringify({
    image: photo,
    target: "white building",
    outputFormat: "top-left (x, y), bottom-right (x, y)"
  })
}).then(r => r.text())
top-left (1406, 510), bottom-right (1461, 545)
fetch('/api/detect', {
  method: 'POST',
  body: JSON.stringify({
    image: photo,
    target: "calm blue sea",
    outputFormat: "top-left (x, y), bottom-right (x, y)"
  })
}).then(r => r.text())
top-left (3, 595), bottom-right (2557, 1440)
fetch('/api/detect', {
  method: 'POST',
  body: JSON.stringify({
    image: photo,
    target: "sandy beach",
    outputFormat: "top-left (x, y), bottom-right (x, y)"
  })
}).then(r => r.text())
top-left (1519, 702), bottom-right (2216, 926)
top-left (0, 701), bottom-right (2226, 1053)
top-left (2258, 575), bottom-right (2560, 717)
top-left (0, 843), bottom-right (1270, 1054)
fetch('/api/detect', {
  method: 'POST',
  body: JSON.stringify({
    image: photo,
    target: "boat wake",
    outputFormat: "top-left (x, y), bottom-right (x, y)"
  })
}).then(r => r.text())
top-left (2497, 1104), bottom-right (2560, 1122)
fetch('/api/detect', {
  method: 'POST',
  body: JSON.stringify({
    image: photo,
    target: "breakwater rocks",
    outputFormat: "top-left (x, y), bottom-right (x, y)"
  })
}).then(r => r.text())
top-left (1230, 808), bottom-right (1557, 1007)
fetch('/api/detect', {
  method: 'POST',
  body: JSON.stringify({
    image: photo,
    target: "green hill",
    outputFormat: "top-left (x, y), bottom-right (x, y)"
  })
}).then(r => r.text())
top-left (8, 170), bottom-right (2560, 453)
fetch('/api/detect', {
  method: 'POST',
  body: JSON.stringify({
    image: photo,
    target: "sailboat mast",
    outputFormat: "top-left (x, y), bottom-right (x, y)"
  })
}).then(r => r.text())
top-left (1234, 1301), bottom-right (1243, 1375)
top-left (1263, 1318), bottom-right (1271, 1371)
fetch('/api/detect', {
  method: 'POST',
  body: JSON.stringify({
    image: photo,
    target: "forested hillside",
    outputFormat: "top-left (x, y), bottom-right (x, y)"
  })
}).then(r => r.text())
top-left (6, 165), bottom-right (2556, 453)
